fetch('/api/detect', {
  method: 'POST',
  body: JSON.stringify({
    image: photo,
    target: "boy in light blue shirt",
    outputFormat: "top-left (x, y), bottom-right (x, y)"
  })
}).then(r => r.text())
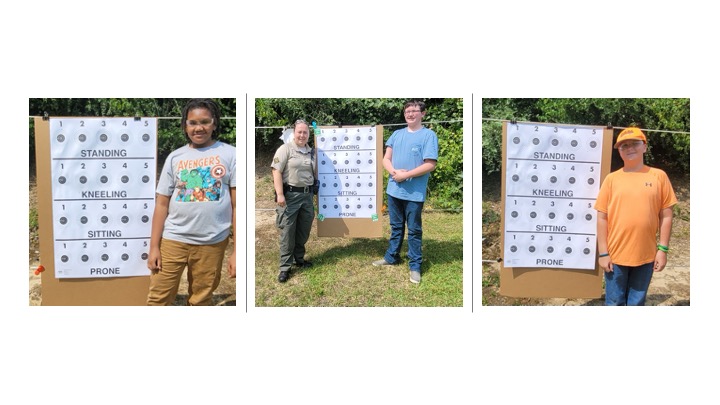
top-left (372, 100), bottom-right (439, 283)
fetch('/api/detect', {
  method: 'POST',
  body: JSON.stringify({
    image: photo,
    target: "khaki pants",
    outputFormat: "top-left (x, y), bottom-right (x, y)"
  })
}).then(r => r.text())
top-left (147, 237), bottom-right (229, 306)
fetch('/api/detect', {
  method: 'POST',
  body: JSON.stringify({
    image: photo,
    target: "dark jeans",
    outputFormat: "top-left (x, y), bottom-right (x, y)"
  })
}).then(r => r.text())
top-left (383, 194), bottom-right (424, 271)
top-left (604, 262), bottom-right (655, 306)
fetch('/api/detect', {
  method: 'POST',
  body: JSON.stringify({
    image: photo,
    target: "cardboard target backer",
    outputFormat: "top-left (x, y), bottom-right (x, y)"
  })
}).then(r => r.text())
top-left (315, 125), bottom-right (383, 238)
top-left (35, 117), bottom-right (156, 305)
top-left (499, 121), bottom-right (612, 298)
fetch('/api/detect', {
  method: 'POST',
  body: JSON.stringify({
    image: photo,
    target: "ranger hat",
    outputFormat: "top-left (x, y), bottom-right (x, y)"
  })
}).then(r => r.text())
top-left (614, 127), bottom-right (647, 149)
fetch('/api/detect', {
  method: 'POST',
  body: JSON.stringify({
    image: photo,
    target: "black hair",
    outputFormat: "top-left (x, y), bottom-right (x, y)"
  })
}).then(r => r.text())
top-left (181, 98), bottom-right (221, 142)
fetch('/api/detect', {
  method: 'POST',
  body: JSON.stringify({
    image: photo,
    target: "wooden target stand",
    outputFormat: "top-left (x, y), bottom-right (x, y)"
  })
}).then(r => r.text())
top-left (35, 117), bottom-right (154, 305)
top-left (315, 125), bottom-right (383, 238)
top-left (499, 121), bottom-right (613, 298)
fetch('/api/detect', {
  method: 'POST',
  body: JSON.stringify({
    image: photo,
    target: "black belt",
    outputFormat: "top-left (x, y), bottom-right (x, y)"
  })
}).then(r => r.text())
top-left (284, 184), bottom-right (312, 193)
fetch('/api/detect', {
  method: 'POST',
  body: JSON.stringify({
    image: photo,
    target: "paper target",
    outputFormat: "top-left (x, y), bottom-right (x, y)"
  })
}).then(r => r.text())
top-left (503, 122), bottom-right (602, 269)
top-left (49, 118), bottom-right (157, 278)
top-left (316, 126), bottom-right (378, 219)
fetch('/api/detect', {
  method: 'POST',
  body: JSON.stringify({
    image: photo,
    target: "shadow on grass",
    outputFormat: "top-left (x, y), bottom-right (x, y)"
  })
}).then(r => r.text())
top-left (291, 237), bottom-right (462, 278)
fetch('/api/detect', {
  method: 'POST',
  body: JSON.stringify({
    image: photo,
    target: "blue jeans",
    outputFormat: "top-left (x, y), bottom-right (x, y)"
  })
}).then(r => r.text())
top-left (604, 262), bottom-right (655, 306)
top-left (384, 195), bottom-right (424, 272)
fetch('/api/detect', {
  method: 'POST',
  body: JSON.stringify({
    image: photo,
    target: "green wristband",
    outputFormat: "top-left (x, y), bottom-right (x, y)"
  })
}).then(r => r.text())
top-left (657, 244), bottom-right (669, 252)
top-left (598, 253), bottom-right (609, 258)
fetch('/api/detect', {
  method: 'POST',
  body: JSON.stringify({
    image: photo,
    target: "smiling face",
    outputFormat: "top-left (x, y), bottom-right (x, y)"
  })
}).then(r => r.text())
top-left (617, 139), bottom-right (647, 165)
top-left (294, 122), bottom-right (310, 147)
top-left (185, 107), bottom-right (216, 148)
top-left (403, 103), bottom-right (426, 129)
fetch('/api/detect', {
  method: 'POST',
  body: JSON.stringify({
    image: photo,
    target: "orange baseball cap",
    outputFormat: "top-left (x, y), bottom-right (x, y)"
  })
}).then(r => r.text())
top-left (614, 127), bottom-right (647, 149)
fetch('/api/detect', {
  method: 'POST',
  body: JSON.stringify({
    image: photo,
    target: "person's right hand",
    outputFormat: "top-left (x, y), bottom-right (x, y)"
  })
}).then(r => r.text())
top-left (276, 194), bottom-right (286, 207)
top-left (599, 255), bottom-right (613, 273)
top-left (147, 247), bottom-right (162, 274)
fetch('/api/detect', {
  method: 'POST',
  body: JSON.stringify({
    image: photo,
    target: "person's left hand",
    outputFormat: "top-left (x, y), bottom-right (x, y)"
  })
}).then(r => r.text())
top-left (228, 250), bottom-right (236, 278)
top-left (654, 250), bottom-right (667, 272)
top-left (392, 169), bottom-right (410, 183)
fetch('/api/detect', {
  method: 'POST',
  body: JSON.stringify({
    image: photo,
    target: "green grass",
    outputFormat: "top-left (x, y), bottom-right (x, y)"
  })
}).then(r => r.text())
top-left (29, 207), bottom-right (38, 230)
top-left (255, 211), bottom-right (463, 307)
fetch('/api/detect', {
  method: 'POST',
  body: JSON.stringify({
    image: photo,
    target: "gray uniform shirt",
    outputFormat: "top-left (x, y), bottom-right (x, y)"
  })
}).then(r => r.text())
top-left (271, 141), bottom-right (315, 187)
top-left (157, 141), bottom-right (236, 244)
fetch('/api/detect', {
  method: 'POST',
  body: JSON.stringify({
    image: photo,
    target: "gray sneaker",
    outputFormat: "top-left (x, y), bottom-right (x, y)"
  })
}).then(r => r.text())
top-left (372, 259), bottom-right (393, 266)
top-left (410, 271), bottom-right (422, 284)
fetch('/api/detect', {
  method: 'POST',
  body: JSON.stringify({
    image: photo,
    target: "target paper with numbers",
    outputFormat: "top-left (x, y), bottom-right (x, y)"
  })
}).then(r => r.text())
top-left (499, 121), bottom-right (612, 298)
top-left (503, 122), bottom-right (602, 269)
top-left (49, 117), bottom-right (157, 278)
top-left (315, 125), bottom-right (383, 238)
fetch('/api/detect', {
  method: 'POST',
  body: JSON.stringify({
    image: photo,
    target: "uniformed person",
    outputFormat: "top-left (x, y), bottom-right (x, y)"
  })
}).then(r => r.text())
top-left (271, 119), bottom-right (316, 283)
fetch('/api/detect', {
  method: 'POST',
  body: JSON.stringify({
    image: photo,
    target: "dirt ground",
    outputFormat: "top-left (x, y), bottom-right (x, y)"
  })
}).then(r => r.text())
top-left (482, 171), bottom-right (690, 306)
top-left (28, 175), bottom-right (236, 306)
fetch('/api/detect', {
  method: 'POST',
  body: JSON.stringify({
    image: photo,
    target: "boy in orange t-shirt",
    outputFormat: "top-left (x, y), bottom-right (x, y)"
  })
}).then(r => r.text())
top-left (594, 128), bottom-right (677, 306)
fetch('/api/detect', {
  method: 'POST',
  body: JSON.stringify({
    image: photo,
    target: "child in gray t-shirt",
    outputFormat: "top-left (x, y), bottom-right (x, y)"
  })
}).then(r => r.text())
top-left (146, 99), bottom-right (236, 306)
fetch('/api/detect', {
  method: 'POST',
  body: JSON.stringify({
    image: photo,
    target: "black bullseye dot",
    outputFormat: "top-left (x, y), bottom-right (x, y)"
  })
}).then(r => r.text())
top-left (121, 216), bottom-right (129, 223)
top-left (121, 134), bottom-right (129, 142)
top-left (533, 138), bottom-right (540, 145)
top-left (583, 248), bottom-right (591, 255)
top-left (121, 175), bottom-right (129, 183)
top-left (100, 176), bottom-right (108, 183)
top-left (547, 246), bottom-right (554, 253)
top-left (142, 175), bottom-right (150, 183)
top-left (567, 213), bottom-right (574, 220)
top-left (141, 253), bottom-right (148, 260)
top-left (511, 211), bottom-right (518, 218)
top-left (57, 134), bottom-right (65, 142)
top-left (82, 255), bottom-right (89, 262)
top-left (565, 247), bottom-right (572, 254)
top-left (513, 137), bottom-right (520, 144)
top-left (122, 254), bottom-right (129, 261)
top-left (529, 246), bottom-right (536, 253)
top-left (142, 215), bottom-right (149, 223)
top-left (79, 134), bottom-right (86, 142)
top-left (101, 254), bottom-right (109, 261)
top-left (143, 134), bottom-right (150, 142)
top-left (58, 176), bottom-right (66, 184)
top-left (100, 134), bottom-right (108, 142)
top-left (79, 176), bottom-right (87, 184)
top-left (510, 245), bottom-right (517, 253)
top-left (59, 217), bottom-right (67, 225)
top-left (512, 175), bottom-right (519, 182)
top-left (80, 216), bottom-right (88, 224)
top-left (101, 216), bottom-right (108, 224)
top-left (61, 255), bottom-right (69, 262)
top-left (590, 141), bottom-right (597, 148)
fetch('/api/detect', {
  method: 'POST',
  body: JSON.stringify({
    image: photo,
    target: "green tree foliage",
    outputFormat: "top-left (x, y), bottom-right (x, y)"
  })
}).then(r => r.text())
top-left (256, 98), bottom-right (464, 209)
top-left (482, 98), bottom-right (690, 174)
top-left (29, 98), bottom-right (236, 168)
